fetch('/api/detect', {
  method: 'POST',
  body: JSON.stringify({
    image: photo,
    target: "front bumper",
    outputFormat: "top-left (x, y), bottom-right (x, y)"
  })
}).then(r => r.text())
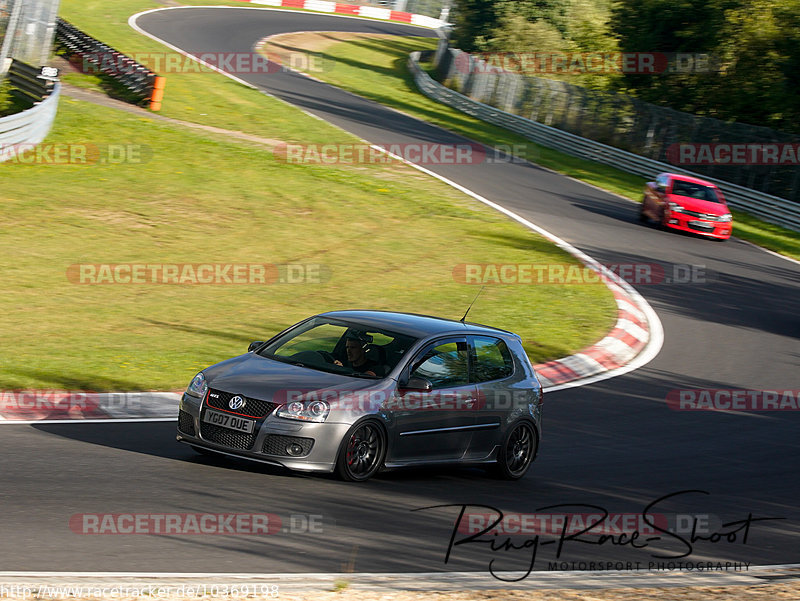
top-left (177, 393), bottom-right (351, 473)
top-left (663, 212), bottom-right (731, 239)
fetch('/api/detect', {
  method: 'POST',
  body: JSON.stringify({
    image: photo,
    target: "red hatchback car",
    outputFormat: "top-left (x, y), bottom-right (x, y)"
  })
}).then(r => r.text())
top-left (640, 173), bottom-right (733, 240)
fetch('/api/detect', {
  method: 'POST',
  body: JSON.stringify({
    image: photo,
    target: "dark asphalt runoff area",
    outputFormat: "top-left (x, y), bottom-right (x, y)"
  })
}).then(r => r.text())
top-left (2, 7), bottom-right (798, 577)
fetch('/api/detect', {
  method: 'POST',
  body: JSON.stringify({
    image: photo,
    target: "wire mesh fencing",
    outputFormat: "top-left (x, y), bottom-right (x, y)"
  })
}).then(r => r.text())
top-left (1, 0), bottom-right (59, 76)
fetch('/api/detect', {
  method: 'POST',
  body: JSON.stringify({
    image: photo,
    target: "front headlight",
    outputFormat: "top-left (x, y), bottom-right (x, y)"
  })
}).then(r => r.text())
top-left (276, 399), bottom-right (330, 423)
top-left (186, 372), bottom-right (208, 398)
top-left (718, 213), bottom-right (732, 222)
top-left (668, 202), bottom-right (685, 213)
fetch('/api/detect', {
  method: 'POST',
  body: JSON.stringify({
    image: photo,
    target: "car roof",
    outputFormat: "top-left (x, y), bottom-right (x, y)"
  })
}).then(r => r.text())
top-left (317, 310), bottom-right (519, 340)
top-left (662, 172), bottom-right (718, 188)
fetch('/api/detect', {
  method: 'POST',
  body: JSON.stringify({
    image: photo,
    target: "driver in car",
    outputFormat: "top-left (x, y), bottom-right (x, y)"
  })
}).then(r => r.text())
top-left (334, 332), bottom-right (380, 377)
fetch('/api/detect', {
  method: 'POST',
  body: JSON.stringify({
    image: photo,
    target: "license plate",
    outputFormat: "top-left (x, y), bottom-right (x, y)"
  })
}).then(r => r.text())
top-left (202, 409), bottom-right (255, 434)
top-left (689, 220), bottom-right (714, 230)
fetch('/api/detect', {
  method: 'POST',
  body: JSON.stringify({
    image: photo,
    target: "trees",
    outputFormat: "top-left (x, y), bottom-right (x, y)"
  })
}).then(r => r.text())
top-left (450, 0), bottom-right (501, 51)
top-left (712, 0), bottom-right (800, 130)
top-left (450, 0), bottom-right (800, 132)
top-left (610, 0), bottom-right (800, 132)
top-left (452, 0), bottom-right (616, 51)
top-left (452, 0), bottom-right (574, 52)
top-left (451, 0), bottom-right (616, 87)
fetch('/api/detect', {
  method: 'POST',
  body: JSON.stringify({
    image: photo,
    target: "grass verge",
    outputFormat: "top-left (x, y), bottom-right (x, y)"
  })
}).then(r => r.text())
top-left (0, 92), bottom-right (615, 391)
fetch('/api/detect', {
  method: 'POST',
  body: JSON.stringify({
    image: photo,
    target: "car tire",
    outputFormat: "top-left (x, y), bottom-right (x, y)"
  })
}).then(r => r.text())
top-left (335, 420), bottom-right (387, 482)
top-left (658, 209), bottom-right (670, 230)
top-left (492, 421), bottom-right (537, 480)
top-left (639, 199), bottom-right (649, 223)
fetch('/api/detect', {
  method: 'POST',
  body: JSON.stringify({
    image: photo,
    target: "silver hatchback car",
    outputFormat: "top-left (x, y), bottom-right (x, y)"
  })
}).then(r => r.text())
top-left (177, 310), bottom-right (543, 481)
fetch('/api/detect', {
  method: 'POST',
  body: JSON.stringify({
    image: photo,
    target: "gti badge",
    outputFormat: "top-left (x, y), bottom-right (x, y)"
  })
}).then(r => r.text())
top-left (229, 395), bottom-right (246, 410)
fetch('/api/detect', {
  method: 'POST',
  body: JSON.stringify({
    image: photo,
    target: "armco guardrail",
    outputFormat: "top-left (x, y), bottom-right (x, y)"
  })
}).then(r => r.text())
top-left (56, 18), bottom-right (165, 110)
top-left (8, 59), bottom-right (58, 102)
top-left (409, 50), bottom-right (800, 233)
top-left (0, 81), bottom-right (61, 161)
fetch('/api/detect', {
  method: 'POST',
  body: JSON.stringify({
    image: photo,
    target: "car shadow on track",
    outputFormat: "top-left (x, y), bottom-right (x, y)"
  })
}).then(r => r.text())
top-left (29, 420), bottom-right (508, 485)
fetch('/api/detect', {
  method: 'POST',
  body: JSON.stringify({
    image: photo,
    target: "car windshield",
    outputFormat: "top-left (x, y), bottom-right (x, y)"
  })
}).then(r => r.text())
top-left (670, 180), bottom-right (721, 203)
top-left (258, 317), bottom-right (418, 379)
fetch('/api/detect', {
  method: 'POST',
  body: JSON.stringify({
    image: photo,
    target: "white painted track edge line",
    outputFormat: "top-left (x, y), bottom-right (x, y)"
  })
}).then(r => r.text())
top-left (738, 237), bottom-right (800, 266)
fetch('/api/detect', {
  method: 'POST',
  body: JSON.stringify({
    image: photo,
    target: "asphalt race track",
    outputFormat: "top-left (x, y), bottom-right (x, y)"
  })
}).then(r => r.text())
top-left (2, 7), bottom-right (799, 578)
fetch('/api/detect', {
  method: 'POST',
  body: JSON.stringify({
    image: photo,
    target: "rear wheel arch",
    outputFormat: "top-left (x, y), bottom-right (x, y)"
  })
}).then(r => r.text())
top-left (491, 419), bottom-right (539, 480)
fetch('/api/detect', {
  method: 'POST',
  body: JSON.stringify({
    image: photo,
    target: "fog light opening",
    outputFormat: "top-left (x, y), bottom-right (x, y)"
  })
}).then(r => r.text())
top-left (286, 443), bottom-right (305, 456)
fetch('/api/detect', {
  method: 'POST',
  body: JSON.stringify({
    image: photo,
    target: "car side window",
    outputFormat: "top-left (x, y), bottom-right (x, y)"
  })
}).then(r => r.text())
top-left (471, 336), bottom-right (514, 383)
top-left (410, 340), bottom-right (469, 389)
top-left (656, 174), bottom-right (669, 190)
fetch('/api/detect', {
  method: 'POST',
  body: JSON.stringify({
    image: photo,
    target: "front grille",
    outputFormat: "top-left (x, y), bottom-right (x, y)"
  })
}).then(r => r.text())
top-left (200, 422), bottom-right (257, 450)
top-left (688, 221), bottom-right (715, 231)
top-left (262, 434), bottom-right (315, 457)
top-left (206, 388), bottom-right (277, 418)
top-left (178, 410), bottom-right (195, 436)
top-left (683, 210), bottom-right (719, 221)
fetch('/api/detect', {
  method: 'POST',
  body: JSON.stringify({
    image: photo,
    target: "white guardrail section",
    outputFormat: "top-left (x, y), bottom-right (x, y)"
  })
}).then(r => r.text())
top-left (409, 50), bottom-right (800, 232)
top-left (0, 82), bottom-right (61, 162)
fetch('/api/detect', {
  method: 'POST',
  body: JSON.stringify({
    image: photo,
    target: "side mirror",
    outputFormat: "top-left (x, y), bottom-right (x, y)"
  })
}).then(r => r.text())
top-left (400, 376), bottom-right (433, 392)
top-left (248, 341), bottom-right (265, 352)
